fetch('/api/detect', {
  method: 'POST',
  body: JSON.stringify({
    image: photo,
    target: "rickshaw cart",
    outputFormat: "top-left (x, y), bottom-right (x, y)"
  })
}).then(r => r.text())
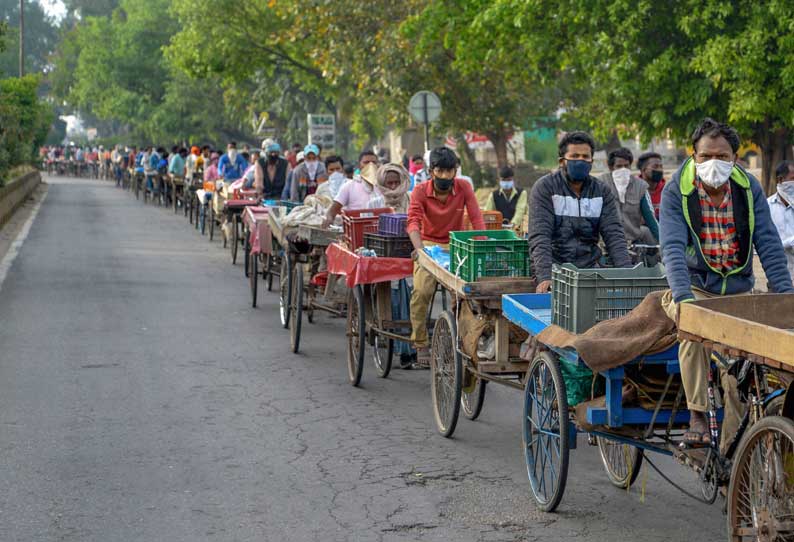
top-left (326, 242), bottom-right (414, 386)
top-left (415, 248), bottom-right (536, 437)
top-left (242, 205), bottom-right (271, 308)
top-left (284, 224), bottom-right (344, 354)
top-left (501, 292), bottom-right (793, 542)
top-left (222, 190), bottom-right (260, 264)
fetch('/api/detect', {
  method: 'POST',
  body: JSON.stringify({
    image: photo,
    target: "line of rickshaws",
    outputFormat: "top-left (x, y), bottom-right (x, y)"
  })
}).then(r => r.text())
top-left (119, 168), bottom-right (793, 542)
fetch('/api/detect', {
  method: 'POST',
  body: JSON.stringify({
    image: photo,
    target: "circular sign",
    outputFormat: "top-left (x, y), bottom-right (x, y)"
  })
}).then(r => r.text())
top-left (408, 91), bottom-right (442, 124)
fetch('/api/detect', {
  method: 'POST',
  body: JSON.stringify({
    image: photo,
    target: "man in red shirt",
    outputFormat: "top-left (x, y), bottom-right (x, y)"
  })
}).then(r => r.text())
top-left (406, 147), bottom-right (485, 365)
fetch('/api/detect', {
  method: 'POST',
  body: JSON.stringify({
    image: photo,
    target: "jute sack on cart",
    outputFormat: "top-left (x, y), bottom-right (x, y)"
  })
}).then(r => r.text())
top-left (536, 290), bottom-right (677, 373)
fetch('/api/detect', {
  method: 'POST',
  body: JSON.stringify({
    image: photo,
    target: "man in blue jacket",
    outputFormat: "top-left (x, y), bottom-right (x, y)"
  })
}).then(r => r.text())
top-left (529, 131), bottom-right (631, 293)
top-left (660, 117), bottom-right (794, 447)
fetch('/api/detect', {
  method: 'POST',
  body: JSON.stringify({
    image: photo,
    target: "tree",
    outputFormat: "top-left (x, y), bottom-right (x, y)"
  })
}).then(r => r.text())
top-left (455, 0), bottom-right (794, 191)
top-left (0, 0), bottom-right (59, 76)
top-left (0, 75), bottom-right (53, 180)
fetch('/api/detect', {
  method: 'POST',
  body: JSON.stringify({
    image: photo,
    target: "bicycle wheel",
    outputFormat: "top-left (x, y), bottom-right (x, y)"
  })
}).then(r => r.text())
top-left (244, 233), bottom-right (251, 278)
top-left (523, 351), bottom-right (570, 512)
top-left (209, 207), bottom-right (215, 241)
top-left (249, 253), bottom-right (258, 308)
top-left (346, 285), bottom-right (366, 387)
top-left (279, 256), bottom-right (292, 329)
top-left (373, 334), bottom-right (394, 378)
top-left (231, 214), bottom-right (239, 264)
top-left (461, 375), bottom-right (487, 421)
top-left (597, 437), bottom-right (644, 489)
top-left (431, 310), bottom-right (462, 438)
top-left (727, 415), bottom-right (794, 541)
top-left (200, 204), bottom-right (206, 235)
top-left (290, 263), bottom-right (303, 353)
top-left (264, 253), bottom-right (274, 291)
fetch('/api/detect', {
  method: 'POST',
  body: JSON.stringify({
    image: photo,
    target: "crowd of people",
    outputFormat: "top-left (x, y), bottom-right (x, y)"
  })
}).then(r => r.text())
top-left (41, 117), bottom-right (794, 444)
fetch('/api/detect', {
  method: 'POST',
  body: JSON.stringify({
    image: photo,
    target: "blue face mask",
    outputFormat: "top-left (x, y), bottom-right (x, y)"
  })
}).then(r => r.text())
top-left (565, 159), bottom-right (592, 182)
top-left (499, 180), bottom-right (514, 190)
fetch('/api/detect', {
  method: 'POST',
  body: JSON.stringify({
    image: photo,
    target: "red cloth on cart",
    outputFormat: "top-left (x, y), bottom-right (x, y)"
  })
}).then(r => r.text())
top-left (325, 242), bottom-right (413, 287)
top-left (244, 206), bottom-right (272, 255)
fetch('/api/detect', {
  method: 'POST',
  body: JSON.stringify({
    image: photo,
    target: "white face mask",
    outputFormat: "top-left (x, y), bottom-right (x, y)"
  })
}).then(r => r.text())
top-left (696, 159), bottom-right (733, 188)
top-left (778, 180), bottom-right (794, 204)
top-left (228, 149), bottom-right (238, 162)
top-left (612, 167), bottom-right (631, 203)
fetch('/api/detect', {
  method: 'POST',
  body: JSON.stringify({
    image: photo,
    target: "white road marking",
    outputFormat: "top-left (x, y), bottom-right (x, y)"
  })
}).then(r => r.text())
top-left (0, 189), bottom-right (48, 293)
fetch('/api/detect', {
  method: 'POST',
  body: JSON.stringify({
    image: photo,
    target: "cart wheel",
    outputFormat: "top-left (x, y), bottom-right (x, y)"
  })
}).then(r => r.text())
top-left (189, 197), bottom-right (194, 224)
top-left (200, 205), bottom-right (207, 235)
top-left (244, 235), bottom-right (251, 277)
top-left (461, 375), bottom-right (487, 421)
top-left (373, 335), bottom-right (393, 378)
top-left (279, 256), bottom-right (292, 329)
top-left (209, 207), bottom-right (215, 241)
top-left (431, 310), bottom-right (462, 438)
top-left (346, 285), bottom-right (366, 387)
top-left (173, 187), bottom-right (178, 213)
top-left (265, 253), bottom-right (274, 291)
top-left (231, 215), bottom-right (239, 263)
top-left (727, 415), bottom-right (794, 542)
top-left (765, 395), bottom-right (785, 417)
top-left (249, 252), bottom-right (258, 308)
top-left (596, 437), bottom-right (644, 489)
top-left (523, 351), bottom-right (570, 512)
top-left (290, 263), bottom-right (303, 353)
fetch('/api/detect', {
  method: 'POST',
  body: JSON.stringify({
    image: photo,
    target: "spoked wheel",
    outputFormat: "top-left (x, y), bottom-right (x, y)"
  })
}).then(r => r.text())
top-left (461, 373), bottom-right (487, 421)
top-left (209, 207), bottom-right (215, 241)
top-left (265, 253), bottom-right (274, 291)
top-left (346, 285), bottom-right (366, 387)
top-left (766, 395), bottom-right (786, 417)
top-left (727, 415), bottom-right (794, 542)
top-left (189, 196), bottom-right (194, 224)
top-left (200, 205), bottom-right (207, 235)
top-left (430, 310), bottom-right (462, 438)
top-left (249, 253), bottom-right (258, 308)
top-left (373, 334), bottom-right (394, 378)
top-left (231, 214), bottom-right (239, 264)
top-left (597, 438), bottom-right (644, 489)
top-left (244, 233), bottom-right (251, 278)
top-left (523, 351), bottom-right (570, 512)
top-left (279, 256), bottom-right (292, 329)
top-left (173, 186), bottom-right (179, 213)
top-left (290, 263), bottom-right (303, 354)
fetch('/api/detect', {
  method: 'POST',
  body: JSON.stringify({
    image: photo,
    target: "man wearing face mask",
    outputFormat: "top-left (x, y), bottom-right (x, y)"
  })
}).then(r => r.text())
top-left (218, 141), bottom-right (248, 181)
top-left (485, 166), bottom-right (528, 229)
top-left (638, 152), bottom-right (666, 218)
top-left (768, 160), bottom-right (794, 280)
top-left (321, 151), bottom-right (383, 227)
top-left (660, 117), bottom-right (794, 447)
top-left (599, 148), bottom-right (659, 259)
top-left (289, 144), bottom-right (327, 202)
top-left (406, 147), bottom-right (485, 366)
top-left (529, 131), bottom-right (631, 294)
top-left (255, 141), bottom-right (291, 199)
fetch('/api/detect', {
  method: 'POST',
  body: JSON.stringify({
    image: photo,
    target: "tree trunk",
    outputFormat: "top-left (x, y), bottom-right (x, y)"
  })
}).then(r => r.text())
top-left (488, 131), bottom-right (510, 169)
top-left (755, 120), bottom-right (793, 195)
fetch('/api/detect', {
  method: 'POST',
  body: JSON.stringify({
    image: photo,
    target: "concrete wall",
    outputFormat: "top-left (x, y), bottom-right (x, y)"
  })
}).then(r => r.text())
top-left (0, 171), bottom-right (41, 229)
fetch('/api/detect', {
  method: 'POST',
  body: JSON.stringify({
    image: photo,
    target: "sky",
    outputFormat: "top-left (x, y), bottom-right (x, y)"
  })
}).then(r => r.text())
top-left (40, 0), bottom-right (66, 20)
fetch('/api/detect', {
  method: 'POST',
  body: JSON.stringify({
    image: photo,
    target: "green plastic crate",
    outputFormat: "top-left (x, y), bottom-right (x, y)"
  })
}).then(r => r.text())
top-left (551, 263), bottom-right (669, 334)
top-left (448, 230), bottom-right (530, 282)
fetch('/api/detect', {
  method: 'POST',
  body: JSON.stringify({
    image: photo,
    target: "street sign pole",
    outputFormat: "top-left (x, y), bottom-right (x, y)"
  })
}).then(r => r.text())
top-left (422, 93), bottom-right (429, 152)
top-left (408, 91), bottom-right (442, 154)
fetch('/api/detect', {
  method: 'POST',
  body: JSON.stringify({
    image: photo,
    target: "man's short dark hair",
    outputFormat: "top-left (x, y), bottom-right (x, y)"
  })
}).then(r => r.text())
top-left (171, 145), bottom-right (179, 153)
top-left (558, 131), bottom-right (596, 158)
top-left (607, 147), bottom-right (634, 168)
top-left (359, 149), bottom-right (377, 162)
top-left (775, 160), bottom-right (794, 180)
top-left (691, 117), bottom-right (740, 153)
top-left (325, 155), bottom-right (343, 167)
top-left (429, 147), bottom-right (458, 170)
top-left (412, 154), bottom-right (424, 162)
top-left (637, 151), bottom-right (662, 171)
top-left (228, 141), bottom-right (237, 148)
top-left (499, 166), bottom-right (514, 179)
top-left (201, 145), bottom-right (210, 152)
top-left (179, 147), bottom-right (188, 155)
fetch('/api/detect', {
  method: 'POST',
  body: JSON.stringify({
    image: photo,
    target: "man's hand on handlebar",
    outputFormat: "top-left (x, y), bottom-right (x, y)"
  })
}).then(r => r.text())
top-left (536, 280), bottom-right (552, 293)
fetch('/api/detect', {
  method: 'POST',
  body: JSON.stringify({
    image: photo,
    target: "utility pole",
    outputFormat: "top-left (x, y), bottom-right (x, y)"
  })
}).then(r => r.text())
top-left (19, 0), bottom-right (24, 77)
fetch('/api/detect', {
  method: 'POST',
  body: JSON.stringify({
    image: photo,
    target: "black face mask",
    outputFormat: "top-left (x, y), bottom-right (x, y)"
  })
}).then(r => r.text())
top-left (433, 177), bottom-right (454, 192)
top-left (650, 170), bottom-right (664, 183)
top-left (268, 154), bottom-right (279, 163)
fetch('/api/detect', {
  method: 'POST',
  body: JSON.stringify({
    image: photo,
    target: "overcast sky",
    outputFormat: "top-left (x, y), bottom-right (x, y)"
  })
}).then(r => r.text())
top-left (40, 0), bottom-right (66, 21)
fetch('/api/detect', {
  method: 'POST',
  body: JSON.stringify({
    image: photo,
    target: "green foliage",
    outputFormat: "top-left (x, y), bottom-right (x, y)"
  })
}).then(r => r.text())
top-left (0, 75), bottom-right (53, 181)
top-left (0, 0), bottom-right (60, 76)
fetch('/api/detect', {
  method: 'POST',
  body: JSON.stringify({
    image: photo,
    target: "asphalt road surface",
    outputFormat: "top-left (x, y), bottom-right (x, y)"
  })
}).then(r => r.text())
top-left (0, 176), bottom-right (726, 541)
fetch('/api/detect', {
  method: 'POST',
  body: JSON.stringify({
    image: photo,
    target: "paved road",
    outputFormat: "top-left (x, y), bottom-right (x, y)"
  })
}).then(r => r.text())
top-left (0, 176), bottom-right (726, 542)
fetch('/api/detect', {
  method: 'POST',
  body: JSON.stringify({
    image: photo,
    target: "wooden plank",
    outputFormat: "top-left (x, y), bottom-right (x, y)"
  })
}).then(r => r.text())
top-left (375, 282), bottom-right (392, 328)
top-left (494, 317), bottom-right (510, 363)
top-left (476, 360), bottom-right (529, 374)
top-left (679, 298), bottom-right (794, 369)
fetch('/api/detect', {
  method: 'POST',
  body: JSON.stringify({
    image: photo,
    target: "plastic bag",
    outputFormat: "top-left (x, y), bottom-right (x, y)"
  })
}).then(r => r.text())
top-left (424, 245), bottom-right (450, 270)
